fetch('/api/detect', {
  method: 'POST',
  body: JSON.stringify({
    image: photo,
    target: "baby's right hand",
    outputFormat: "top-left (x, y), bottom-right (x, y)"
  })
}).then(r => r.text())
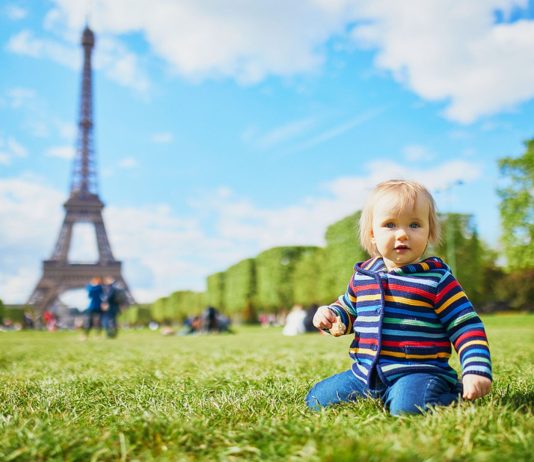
top-left (313, 305), bottom-right (338, 330)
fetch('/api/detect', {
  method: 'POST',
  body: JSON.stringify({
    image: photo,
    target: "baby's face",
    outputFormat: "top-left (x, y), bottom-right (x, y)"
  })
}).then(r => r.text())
top-left (370, 192), bottom-right (430, 270)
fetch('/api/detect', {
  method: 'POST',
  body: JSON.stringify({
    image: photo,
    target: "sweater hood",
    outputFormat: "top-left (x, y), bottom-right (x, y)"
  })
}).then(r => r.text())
top-left (354, 256), bottom-right (449, 276)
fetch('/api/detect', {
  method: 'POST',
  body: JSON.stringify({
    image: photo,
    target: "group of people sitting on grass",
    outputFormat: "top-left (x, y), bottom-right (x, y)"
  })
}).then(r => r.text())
top-left (158, 306), bottom-right (233, 336)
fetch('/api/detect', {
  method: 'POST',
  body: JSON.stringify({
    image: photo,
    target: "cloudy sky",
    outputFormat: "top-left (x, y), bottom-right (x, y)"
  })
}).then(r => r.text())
top-left (1, 0), bottom-right (533, 305)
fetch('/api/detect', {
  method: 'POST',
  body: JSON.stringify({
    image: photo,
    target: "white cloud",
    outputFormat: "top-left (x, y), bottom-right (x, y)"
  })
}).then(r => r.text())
top-left (6, 29), bottom-right (79, 69)
top-left (403, 145), bottom-right (434, 162)
top-left (7, 87), bottom-right (36, 108)
top-left (26, 121), bottom-right (50, 138)
top-left (350, 0), bottom-right (534, 123)
top-left (4, 90), bottom-right (53, 138)
top-left (47, 0), bottom-right (355, 82)
top-left (189, 159), bottom-right (483, 257)
top-left (3, 88), bottom-right (78, 142)
top-left (0, 134), bottom-right (28, 164)
top-left (95, 36), bottom-right (150, 93)
top-left (151, 132), bottom-right (174, 144)
top-left (55, 121), bottom-right (77, 140)
top-left (104, 204), bottom-right (240, 302)
top-left (67, 223), bottom-right (100, 262)
top-left (118, 157), bottom-right (138, 169)
top-left (7, 1), bottom-right (532, 121)
top-left (0, 160), bottom-right (483, 304)
top-left (46, 145), bottom-right (75, 160)
top-left (0, 176), bottom-right (64, 302)
top-left (6, 30), bottom-right (149, 93)
top-left (4, 5), bottom-right (28, 20)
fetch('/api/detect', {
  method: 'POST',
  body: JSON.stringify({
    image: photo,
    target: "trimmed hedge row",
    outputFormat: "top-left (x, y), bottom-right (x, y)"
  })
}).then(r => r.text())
top-left (202, 211), bottom-right (367, 320)
top-left (319, 211), bottom-right (367, 302)
top-left (119, 304), bottom-right (152, 327)
top-left (147, 211), bottom-right (511, 322)
top-left (255, 246), bottom-right (320, 312)
top-left (150, 290), bottom-right (206, 323)
top-left (223, 258), bottom-right (256, 321)
top-left (207, 272), bottom-right (225, 311)
top-left (0, 303), bottom-right (25, 325)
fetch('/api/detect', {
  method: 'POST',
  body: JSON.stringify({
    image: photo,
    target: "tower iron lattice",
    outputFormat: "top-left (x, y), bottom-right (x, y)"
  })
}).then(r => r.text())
top-left (27, 25), bottom-right (135, 312)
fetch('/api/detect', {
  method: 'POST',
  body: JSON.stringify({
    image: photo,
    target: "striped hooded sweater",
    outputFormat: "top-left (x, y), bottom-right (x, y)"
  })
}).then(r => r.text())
top-left (328, 256), bottom-right (492, 386)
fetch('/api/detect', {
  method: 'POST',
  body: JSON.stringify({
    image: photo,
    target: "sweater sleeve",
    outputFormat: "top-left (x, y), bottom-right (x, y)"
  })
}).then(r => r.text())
top-left (326, 273), bottom-right (358, 336)
top-left (434, 271), bottom-right (492, 381)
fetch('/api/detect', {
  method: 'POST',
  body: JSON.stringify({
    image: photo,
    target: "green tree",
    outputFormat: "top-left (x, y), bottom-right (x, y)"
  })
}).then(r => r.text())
top-left (498, 138), bottom-right (534, 270)
top-left (149, 291), bottom-right (207, 324)
top-left (150, 297), bottom-right (168, 323)
top-left (223, 258), bottom-right (257, 322)
top-left (166, 290), bottom-right (206, 321)
top-left (434, 213), bottom-right (498, 308)
top-left (119, 304), bottom-right (152, 327)
top-left (318, 212), bottom-right (367, 303)
top-left (255, 246), bottom-right (319, 311)
top-left (293, 248), bottom-right (325, 306)
top-left (495, 269), bottom-right (534, 311)
top-left (0, 298), bottom-right (4, 324)
top-left (207, 272), bottom-right (225, 311)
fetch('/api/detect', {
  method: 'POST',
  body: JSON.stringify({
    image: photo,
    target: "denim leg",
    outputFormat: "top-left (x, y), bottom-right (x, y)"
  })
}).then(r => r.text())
top-left (101, 313), bottom-right (109, 331)
top-left (384, 373), bottom-right (462, 416)
top-left (306, 370), bottom-right (369, 411)
top-left (106, 316), bottom-right (118, 338)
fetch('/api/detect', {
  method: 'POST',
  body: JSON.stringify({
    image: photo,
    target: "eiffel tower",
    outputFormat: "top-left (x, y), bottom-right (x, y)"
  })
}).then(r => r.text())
top-left (27, 25), bottom-right (134, 312)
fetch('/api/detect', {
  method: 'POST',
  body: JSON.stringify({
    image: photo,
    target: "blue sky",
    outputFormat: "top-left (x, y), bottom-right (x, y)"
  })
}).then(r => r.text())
top-left (1, 0), bottom-right (533, 305)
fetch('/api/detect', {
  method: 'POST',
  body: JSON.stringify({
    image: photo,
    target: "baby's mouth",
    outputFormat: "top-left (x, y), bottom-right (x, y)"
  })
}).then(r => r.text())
top-left (395, 245), bottom-right (409, 250)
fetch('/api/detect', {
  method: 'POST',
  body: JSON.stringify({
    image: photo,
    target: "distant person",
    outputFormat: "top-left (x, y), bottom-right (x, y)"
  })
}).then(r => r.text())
top-left (102, 276), bottom-right (125, 338)
top-left (160, 324), bottom-right (176, 336)
top-left (179, 315), bottom-right (201, 335)
top-left (23, 310), bottom-right (35, 329)
top-left (306, 180), bottom-right (492, 415)
top-left (43, 309), bottom-right (57, 331)
top-left (82, 277), bottom-right (103, 339)
top-left (202, 306), bottom-right (219, 333)
top-left (216, 313), bottom-right (234, 334)
top-left (282, 304), bottom-right (306, 336)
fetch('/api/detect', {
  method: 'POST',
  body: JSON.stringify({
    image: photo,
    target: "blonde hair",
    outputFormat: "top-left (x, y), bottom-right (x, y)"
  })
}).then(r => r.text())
top-left (359, 180), bottom-right (441, 256)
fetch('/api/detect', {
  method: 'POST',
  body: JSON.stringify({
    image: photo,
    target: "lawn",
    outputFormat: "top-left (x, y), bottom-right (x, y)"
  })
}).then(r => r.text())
top-left (0, 314), bottom-right (533, 461)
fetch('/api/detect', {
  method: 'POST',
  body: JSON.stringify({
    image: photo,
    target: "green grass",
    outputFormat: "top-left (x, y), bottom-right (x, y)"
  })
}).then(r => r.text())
top-left (1, 314), bottom-right (533, 461)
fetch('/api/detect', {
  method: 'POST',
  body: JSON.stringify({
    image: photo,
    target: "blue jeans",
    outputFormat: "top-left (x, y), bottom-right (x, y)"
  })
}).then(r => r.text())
top-left (101, 313), bottom-right (118, 338)
top-left (306, 370), bottom-right (462, 416)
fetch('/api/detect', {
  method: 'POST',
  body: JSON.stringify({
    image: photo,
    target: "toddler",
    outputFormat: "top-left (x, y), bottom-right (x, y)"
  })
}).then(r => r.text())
top-left (307, 179), bottom-right (492, 415)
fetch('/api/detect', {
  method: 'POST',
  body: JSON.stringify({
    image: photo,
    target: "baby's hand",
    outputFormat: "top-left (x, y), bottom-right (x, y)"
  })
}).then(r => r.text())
top-left (313, 306), bottom-right (338, 331)
top-left (462, 374), bottom-right (492, 400)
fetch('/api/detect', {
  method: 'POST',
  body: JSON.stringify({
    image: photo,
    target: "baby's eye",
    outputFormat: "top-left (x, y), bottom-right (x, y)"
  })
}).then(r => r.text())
top-left (385, 222), bottom-right (395, 229)
top-left (410, 222), bottom-right (421, 228)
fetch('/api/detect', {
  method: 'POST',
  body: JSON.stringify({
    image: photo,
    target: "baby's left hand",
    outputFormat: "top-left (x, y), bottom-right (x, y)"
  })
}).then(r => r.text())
top-left (462, 374), bottom-right (492, 400)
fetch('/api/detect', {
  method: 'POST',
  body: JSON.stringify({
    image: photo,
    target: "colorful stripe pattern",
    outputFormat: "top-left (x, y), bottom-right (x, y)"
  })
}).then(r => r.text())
top-left (328, 256), bottom-right (492, 386)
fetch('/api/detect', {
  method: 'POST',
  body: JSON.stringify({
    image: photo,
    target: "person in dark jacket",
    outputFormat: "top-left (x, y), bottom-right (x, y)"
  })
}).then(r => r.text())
top-left (82, 277), bottom-right (103, 339)
top-left (102, 276), bottom-right (123, 338)
top-left (202, 306), bottom-right (219, 333)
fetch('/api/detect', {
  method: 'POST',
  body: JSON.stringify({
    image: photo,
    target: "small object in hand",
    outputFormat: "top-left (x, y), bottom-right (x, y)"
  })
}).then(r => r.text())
top-left (329, 316), bottom-right (345, 336)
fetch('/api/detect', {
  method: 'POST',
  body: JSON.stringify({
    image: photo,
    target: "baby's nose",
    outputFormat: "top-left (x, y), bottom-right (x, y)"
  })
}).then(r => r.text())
top-left (396, 228), bottom-right (408, 239)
